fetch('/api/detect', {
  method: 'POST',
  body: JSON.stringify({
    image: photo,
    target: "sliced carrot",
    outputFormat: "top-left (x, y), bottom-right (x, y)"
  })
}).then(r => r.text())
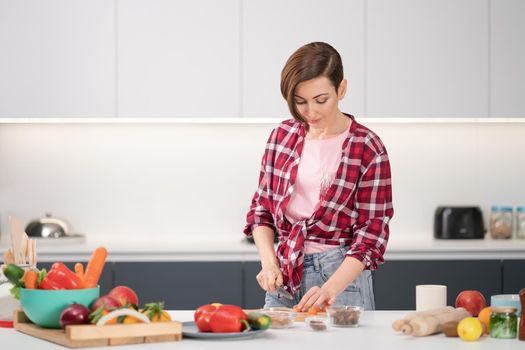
top-left (84, 247), bottom-right (108, 288)
top-left (24, 270), bottom-right (38, 289)
top-left (74, 262), bottom-right (85, 283)
top-left (307, 306), bottom-right (319, 316)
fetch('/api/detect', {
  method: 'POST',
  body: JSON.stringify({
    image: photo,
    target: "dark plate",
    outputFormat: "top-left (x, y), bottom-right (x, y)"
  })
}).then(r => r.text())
top-left (182, 321), bottom-right (267, 340)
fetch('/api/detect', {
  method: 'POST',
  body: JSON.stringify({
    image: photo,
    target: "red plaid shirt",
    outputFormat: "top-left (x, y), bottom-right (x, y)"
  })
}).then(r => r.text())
top-left (244, 114), bottom-right (394, 295)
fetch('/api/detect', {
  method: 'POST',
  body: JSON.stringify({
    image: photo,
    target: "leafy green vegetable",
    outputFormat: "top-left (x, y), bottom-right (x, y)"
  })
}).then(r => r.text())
top-left (9, 285), bottom-right (20, 300)
top-left (37, 268), bottom-right (47, 286)
top-left (490, 312), bottom-right (517, 338)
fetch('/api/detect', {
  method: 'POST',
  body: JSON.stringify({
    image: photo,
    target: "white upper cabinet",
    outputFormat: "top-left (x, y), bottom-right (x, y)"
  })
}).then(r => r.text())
top-left (118, 0), bottom-right (240, 118)
top-left (0, 0), bottom-right (115, 117)
top-left (490, 0), bottom-right (525, 117)
top-left (242, 0), bottom-right (365, 119)
top-left (366, 0), bottom-right (489, 118)
top-left (2, 1), bottom-right (523, 120)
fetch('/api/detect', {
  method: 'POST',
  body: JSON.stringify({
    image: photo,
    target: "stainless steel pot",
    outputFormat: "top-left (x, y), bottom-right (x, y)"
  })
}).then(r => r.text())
top-left (25, 213), bottom-right (70, 238)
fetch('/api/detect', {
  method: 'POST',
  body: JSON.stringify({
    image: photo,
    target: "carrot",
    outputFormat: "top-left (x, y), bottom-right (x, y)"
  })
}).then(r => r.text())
top-left (74, 262), bottom-right (85, 282)
top-left (24, 270), bottom-right (38, 289)
top-left (84, 247), bottom-right (108, 288)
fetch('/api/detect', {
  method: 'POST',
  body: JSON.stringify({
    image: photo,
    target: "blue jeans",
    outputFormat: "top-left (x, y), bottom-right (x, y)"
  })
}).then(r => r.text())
top-left (264, 247), bottom-right (375, 310)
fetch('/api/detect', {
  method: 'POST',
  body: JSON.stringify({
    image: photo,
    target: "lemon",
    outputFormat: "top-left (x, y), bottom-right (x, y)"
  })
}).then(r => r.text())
top-left (457, 317), bottom-right (483, 341)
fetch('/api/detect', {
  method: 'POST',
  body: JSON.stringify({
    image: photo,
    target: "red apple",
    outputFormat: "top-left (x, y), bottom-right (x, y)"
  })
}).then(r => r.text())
top-left (109, 285), bottom-right (139, 306)
top-left (455, 290), bottom-right (486, 316)
top-left (90, 295), bottom-right (121, 311)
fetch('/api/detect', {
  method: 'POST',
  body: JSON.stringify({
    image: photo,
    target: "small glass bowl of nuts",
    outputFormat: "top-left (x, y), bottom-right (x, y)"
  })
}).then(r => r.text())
top-left (259, 308), bottom-right (296, 329)
top-left (326, 305), bottom-right (362, 328)
top-left (305, 315), bottom-right (330, 331)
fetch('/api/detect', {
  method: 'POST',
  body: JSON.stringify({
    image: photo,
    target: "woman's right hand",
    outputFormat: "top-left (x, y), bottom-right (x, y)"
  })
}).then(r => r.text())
top-left (256, 264), bottom-right (283, 292)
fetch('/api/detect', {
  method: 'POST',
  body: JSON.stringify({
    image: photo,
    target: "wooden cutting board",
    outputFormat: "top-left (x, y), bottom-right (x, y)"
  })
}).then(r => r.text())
top-left (13, 311), bottom-right (182, 348)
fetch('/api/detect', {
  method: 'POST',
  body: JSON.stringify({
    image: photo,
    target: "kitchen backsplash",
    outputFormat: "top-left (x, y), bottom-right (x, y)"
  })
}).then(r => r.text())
top-left (1, 121), bottom-right (524, 243)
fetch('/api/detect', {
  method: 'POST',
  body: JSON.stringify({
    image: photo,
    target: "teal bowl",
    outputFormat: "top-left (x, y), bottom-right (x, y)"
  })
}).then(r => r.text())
top-left (20, 286), bottom-right (100, 328)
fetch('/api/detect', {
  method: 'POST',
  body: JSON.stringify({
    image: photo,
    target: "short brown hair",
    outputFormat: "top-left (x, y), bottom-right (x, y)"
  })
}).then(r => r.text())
top-left (280, 42), bottom-right (344, 125)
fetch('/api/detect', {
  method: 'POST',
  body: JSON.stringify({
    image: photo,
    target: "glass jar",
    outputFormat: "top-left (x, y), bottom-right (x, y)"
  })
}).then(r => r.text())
top-left (490, 307), bottom-right (518, 339)
top-left (490, 206), bottom-right (513, 239)
top-left (516, 207), bottom-right (525, 239)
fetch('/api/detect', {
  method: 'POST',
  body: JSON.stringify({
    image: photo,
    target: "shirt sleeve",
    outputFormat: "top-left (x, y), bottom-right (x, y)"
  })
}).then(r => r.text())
top-left (243, 129), bottom-right (277, 237)
top-left (346, 148), bottom-right (394, 270)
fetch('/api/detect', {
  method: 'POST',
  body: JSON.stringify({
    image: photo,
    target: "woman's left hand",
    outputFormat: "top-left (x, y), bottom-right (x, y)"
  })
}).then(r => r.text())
top-left (297, 285), bottom-right (336, 312)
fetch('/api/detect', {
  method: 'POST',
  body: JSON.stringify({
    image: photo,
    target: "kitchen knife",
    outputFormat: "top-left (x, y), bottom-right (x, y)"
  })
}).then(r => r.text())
top-left (276, 285), bottom-right (294, 300)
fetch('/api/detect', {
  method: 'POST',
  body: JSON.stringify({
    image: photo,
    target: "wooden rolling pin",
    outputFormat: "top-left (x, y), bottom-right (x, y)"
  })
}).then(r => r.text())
top-left (392, 306), bottom-right (454, 331)
top-left (403, 307), bottom-right (471, 337)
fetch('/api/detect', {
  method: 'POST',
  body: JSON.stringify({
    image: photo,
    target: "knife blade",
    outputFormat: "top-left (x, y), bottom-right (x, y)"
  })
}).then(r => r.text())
top-left (276, 285), bottom-right (294, 300)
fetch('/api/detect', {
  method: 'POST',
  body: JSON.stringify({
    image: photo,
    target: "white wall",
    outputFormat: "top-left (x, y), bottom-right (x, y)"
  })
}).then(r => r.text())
top-left (1, 121), bottom-right (524, 244)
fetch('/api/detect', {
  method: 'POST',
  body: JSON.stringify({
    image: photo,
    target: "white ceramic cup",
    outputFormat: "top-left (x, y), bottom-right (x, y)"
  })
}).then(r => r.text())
top-left (416, 285), bottom-right (447, 311)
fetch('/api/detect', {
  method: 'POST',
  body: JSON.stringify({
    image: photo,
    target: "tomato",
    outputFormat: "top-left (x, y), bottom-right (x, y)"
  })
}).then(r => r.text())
top-left (150, 310), bottom-right (171, 322)
top-left (141, 302), bottom-right (172, 322)
top-left (98, 310), bottom-right (116, 325)
top-left (141, 310), bottom-right (172, 322)
top-left (121, 316), bottom-right (141, 324)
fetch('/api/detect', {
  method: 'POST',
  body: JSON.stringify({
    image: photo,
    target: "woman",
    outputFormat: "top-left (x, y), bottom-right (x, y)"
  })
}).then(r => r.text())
top-left (244, 42), bottom-right (393, 311)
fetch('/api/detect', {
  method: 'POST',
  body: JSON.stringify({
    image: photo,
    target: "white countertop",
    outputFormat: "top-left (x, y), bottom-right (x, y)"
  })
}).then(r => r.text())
top-left (1, 235), bottom-right (525, 262)
top-left (1, 310), bottom-right (522, 349)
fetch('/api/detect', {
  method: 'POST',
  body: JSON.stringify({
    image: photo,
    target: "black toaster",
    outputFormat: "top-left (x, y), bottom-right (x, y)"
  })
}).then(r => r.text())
top-left (434, 206), bottom-right (485, 239)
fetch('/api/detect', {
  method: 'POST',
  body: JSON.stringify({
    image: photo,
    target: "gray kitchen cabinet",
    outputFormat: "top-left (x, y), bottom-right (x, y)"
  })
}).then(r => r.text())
top-left (38, 259), bottom-right (518, 311)
top-left (113, 262), bottom-right (243, 310)
top-left (372, 260), bottom-right (502, 310)
top-left (243, 262), bottom-right (266, 309)
top-left (38, 261), bottom-right (114, 296)
top-left (502, 260), bottom-right (525, 294)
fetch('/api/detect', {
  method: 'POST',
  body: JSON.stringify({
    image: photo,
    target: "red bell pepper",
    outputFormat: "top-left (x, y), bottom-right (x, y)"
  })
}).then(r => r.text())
top-left (194, 304), bottom-right (249, 333)
top-left (39, 262), bottom-right (84, 290)
top-left (194, 303), bottom-right (221, 332)
top-left (209, 305), bottom-right (249, 333)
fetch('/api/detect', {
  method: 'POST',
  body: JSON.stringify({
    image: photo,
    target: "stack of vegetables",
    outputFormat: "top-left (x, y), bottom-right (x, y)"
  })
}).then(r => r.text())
top-left (3, 247), bottom-right (107, 299)
top-left (2, 246), bottom-right (173, 329)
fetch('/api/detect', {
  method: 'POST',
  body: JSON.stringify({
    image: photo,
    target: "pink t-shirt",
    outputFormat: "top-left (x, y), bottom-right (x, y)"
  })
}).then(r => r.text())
top-left (285, 129), bottom-right (348, 253)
